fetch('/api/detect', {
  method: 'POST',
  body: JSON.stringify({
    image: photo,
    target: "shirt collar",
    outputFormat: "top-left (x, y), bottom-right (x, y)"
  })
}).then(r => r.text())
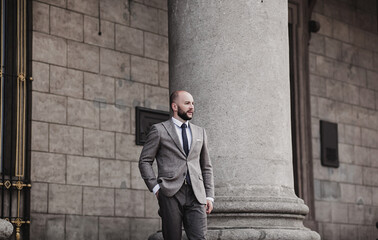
top-left (171, 117), bottom-right (189, 128)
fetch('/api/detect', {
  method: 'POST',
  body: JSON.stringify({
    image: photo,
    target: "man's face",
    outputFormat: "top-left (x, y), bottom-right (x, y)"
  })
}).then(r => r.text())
top-left (173, 92), bottom-right (194, 121)
top-left (178, 105), bottom-right (193, 120)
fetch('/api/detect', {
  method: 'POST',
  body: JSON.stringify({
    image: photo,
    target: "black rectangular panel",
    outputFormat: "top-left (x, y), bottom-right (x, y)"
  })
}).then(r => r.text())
top-left (136, 107), bottom-right (170, 145)
top-left (320, 120), bottom-right (339, 168)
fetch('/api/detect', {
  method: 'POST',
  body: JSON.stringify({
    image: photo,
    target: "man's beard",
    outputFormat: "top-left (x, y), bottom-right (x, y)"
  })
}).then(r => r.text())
top-left (178, 106), bottom-right (193, 120)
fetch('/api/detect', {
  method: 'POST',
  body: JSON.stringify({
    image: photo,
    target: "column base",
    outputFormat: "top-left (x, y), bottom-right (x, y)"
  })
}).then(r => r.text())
top-left (148, 194), bottom-right (320, 240)
top-left (148, 228), bottom-right (320, 240)
top-left (207, 227), bottom-right (320, 240)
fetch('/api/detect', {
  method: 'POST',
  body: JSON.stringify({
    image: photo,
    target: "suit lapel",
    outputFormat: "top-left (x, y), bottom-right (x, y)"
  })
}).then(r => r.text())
top-left (188, 122), bottom-right (197, 157)
top-left (162, 120), bottom-right (186, 157)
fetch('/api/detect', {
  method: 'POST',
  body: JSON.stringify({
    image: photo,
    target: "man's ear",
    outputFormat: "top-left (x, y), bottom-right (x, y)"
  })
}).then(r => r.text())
top-left (171, 103), bottom-right (177, 111)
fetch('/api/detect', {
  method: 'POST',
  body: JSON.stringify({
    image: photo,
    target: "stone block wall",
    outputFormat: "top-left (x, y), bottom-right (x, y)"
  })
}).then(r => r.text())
top-left (31, 0), bottom-right (169, 239)
top-left (309, 0), bottom-right (378, 239)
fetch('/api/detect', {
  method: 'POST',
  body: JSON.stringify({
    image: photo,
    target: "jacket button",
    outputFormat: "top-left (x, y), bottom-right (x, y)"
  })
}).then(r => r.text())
top-left (183, 172), bottom-right (186, 176)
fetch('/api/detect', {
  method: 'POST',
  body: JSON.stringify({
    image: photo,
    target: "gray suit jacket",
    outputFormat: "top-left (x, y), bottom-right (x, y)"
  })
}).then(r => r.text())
top-left (139, 119), bottom-right (214, 204)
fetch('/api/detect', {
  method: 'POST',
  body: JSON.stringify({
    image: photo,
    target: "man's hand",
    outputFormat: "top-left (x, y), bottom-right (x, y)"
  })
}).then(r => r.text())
top-left (205, 199), bottom-right (213, 214)
top-left (155, 190), bottom-right (159, 199)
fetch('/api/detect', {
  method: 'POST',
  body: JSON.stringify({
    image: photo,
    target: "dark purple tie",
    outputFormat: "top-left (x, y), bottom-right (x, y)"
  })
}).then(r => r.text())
top-left (181, 123), bottom-right (191, 184)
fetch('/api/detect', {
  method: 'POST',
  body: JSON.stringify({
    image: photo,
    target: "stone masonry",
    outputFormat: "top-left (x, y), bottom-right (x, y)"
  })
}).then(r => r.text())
top-left (30, 0), bottom-right (378, 239)
top-left (31, 0), bottom-right (169, 239)
top-left (309, 0), bottom-right (378, 239)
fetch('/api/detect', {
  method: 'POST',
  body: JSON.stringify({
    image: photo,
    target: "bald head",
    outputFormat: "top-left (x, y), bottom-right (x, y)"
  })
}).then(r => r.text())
top-left (170, 91), bottom-right (192, 109)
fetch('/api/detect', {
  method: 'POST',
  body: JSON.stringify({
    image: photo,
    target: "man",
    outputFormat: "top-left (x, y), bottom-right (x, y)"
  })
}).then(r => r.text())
top-left (139, 90), bottom-right (214, 240)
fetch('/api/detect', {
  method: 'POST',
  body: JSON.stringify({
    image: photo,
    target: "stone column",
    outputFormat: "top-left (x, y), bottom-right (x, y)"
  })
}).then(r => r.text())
top-left (168, 1), bottom-right (320, 239)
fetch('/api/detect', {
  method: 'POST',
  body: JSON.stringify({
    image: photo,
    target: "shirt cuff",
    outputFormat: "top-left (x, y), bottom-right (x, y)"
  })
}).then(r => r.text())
top-left (206, 197), bottom-right (214, 202)
top-left (152, 184), bottom-right (160, 195)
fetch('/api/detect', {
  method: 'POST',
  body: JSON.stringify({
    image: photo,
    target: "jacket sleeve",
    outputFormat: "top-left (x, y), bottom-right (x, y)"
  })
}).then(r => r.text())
top-left (200, 128), bottom-right (215, 199)
top-left (139, 125), bottom-right (160, 192)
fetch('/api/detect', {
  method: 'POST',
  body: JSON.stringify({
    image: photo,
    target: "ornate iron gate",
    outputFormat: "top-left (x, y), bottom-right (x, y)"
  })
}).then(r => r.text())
top-left (0, 0), bottom-right (31, 239)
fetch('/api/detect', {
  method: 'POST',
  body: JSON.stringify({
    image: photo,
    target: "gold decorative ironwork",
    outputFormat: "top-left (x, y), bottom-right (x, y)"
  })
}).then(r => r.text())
top-left (14, 181), bottom-right (31, 190)
top-left (0, 180), bottom-right (32, 240)
top-left (15, 0), bottom-right (27, 178)
top-left (12, 218), bottom-right (30, 240)
top-left (4, 180), bottom-right (11, 189)
top-left (18, 73), bottom-right (25, 82)
top-left (0, 1), bottom-right (32, 240)
top-left (0, 1), bottom-right (31, 239)
top-left (0, 180), bottom-right (31, 189)
top-left (15, 1), bottom-right (30, 238)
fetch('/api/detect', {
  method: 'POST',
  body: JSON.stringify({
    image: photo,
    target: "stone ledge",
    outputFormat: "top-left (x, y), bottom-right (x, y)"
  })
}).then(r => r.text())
top-left (212, 197), bottom-right (309, 215)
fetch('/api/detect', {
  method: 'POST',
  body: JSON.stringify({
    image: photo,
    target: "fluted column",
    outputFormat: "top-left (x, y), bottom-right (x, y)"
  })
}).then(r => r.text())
top-left (168, 0), bottom-right (320, 239)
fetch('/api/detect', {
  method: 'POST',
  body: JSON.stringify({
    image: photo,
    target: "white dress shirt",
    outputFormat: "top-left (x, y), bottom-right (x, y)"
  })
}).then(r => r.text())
top-left (171, 116), bottom-right (192, 149)
top-left (153, 117), bottom-right (214, 202)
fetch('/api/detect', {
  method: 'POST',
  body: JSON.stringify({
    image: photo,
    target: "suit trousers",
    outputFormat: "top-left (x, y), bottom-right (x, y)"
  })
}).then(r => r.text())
top-left (158, 183), bottom-right (207, 240)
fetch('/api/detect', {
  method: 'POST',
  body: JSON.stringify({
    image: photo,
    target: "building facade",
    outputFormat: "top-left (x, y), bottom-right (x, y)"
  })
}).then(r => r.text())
top-left (31, 0), bottom-right (168, 239)
top-left (309, 0), bottom-right (378, 239)
top-left (0, 0), bottom-right (376, 239)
